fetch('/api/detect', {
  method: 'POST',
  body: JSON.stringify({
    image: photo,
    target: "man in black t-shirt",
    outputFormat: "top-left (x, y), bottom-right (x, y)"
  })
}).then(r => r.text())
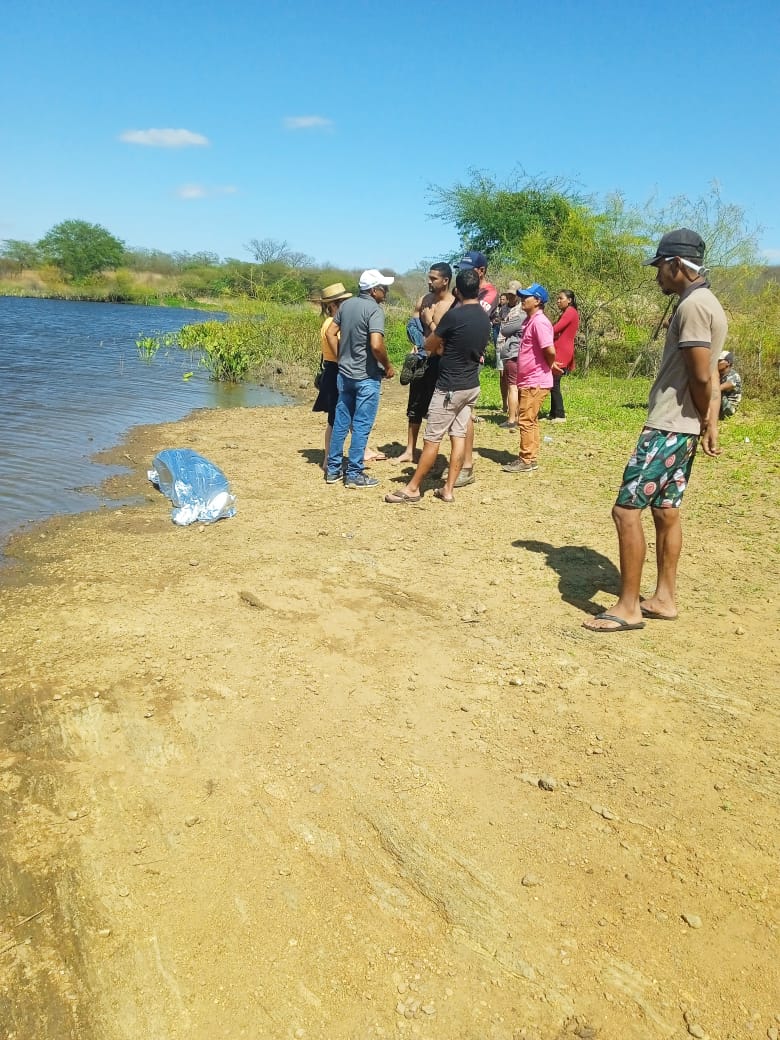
top-left (385, 268), bottom-right (491, 504)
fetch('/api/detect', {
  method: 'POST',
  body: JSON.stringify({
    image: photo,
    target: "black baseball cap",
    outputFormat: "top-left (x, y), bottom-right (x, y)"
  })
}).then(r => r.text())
top-left (644, 228), bottom-right (706, 266)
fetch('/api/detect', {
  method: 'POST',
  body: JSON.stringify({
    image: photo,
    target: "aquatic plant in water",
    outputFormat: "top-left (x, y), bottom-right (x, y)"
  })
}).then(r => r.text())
top-left (136, 335), bottom-right (161, 361)
top-left (136, 331), bottom-right (177, 361)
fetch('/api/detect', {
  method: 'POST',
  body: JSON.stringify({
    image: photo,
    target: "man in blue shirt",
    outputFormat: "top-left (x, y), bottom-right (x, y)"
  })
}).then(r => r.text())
top-left (325, 269), bottom-right (396, 489)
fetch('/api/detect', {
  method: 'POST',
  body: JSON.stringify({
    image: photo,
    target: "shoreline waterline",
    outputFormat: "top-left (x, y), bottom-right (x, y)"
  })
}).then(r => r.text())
top-left (0, 397), bottom-right (297, 565)
top-left (0, 344), bottom-right (318, 566)
top-left (0, 297), bottom-right (293, 551)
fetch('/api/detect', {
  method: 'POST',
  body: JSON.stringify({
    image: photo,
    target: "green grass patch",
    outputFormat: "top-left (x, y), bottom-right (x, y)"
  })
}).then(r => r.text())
top-left (176, 305), bottom-right (780, 459)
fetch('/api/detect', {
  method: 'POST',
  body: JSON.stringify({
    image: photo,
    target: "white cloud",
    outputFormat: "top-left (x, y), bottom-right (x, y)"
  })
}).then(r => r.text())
top-left (119, 128), bottom-right (209, 148)
top-left (177, 184), bottom-right (207, 199)
top-left (176, 184), bottom-right (238, 200)
top-left (761, 247), bottom-right (780, 264)
top-left (283, 115), bottom-right (332, 130)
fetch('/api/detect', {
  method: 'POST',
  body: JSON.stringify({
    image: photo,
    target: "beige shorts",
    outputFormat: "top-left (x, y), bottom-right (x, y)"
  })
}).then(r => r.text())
top-left (424, 386), bottom-right (480, 442)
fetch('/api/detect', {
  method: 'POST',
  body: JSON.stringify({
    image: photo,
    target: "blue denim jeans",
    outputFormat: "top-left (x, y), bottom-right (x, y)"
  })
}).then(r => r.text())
top-left (326, 374), bottom-right (382, 481)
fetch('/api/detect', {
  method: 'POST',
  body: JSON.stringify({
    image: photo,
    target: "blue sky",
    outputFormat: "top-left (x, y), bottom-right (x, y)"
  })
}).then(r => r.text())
top-left (2, 0), bottom-right (779, 272)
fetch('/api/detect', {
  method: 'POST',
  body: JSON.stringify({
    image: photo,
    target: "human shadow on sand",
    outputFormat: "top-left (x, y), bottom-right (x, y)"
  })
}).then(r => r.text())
top-left (473, 445), bottom-right (518, 467)
top-left (297, 444), bottom-right (398, 470)
top-left (513, 539), bottom-right (620, 614)
top-left (299, 448), bottom-right (325, 468)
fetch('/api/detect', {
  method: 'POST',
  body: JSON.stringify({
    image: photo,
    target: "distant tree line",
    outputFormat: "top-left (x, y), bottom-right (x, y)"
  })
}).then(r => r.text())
top-left (1, 185), bottom-right (777, 394)
top-left (0, 221), bottom-right (413, 304)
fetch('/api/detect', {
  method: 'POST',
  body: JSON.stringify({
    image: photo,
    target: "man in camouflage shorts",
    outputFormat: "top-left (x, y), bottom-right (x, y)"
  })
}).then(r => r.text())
top-left (616, 428), bottom-right (698, 511)
top-left (583, 229), bottom-right (727, 632)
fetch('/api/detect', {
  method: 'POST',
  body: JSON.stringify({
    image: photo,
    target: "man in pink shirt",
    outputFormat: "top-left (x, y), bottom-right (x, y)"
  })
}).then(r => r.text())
top-left (502, 283), bottom-right (555, 473)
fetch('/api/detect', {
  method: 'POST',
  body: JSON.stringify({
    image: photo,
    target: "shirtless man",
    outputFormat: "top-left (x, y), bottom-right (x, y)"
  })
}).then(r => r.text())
top-left (395, 263), bottom-right (454, 464)
top-left (385, 268), bottom-right (490, 505)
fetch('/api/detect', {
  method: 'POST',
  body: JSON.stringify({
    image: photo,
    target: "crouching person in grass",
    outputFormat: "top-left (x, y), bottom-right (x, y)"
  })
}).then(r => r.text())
top-left (718, 350), bottom-right (742, 418)
top-left (385, 268), bottom-right (490, 504)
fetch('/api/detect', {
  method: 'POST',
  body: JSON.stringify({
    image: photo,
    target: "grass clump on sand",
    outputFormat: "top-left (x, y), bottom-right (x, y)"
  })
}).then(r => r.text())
top-left (178, 301), bottom-right (322, 383)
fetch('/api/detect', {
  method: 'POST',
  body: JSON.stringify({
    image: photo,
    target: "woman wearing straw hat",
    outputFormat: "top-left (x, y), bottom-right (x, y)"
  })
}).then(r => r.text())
top-left (313, 282), bottom-right (388, 469)
top-left (314, 282), bottom-right (352, 470)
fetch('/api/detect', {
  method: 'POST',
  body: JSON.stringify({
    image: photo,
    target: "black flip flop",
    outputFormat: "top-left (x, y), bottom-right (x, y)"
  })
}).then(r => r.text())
top-left (583, 613), bottom-right (645, 632)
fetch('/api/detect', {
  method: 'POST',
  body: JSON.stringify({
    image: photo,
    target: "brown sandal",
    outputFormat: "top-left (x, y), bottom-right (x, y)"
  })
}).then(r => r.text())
top-left (384, 489), bottom-right (421, 504)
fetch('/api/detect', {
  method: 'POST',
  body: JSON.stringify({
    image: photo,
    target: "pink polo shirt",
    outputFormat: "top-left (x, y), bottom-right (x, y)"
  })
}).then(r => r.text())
top-left (516, 310), bottom-right (554, 388)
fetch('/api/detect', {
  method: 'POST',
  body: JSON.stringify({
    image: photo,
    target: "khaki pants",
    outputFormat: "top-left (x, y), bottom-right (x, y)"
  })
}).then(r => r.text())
top-left (518, 387), bottom-right (550, 463)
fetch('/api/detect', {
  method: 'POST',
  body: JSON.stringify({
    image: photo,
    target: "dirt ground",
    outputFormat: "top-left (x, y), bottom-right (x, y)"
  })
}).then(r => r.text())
top-left (1, 381), bottom-right (778, 1040)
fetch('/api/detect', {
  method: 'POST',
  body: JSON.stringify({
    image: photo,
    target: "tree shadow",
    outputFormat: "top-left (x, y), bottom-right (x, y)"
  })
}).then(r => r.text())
top-left (513, 539), bottom-right (620, 614)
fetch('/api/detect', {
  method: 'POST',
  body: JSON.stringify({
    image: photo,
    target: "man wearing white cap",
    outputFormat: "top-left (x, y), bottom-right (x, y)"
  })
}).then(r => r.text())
top-left (324, 269), bottom-right (396, 488)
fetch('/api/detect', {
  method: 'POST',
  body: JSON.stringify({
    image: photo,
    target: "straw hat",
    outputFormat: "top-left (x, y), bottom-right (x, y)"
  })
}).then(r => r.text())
top-left (320, 282), bottom-right (352, 303)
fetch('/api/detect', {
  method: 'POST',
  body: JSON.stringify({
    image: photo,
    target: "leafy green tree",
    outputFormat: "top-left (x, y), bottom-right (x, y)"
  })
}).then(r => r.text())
top-left (0, 239), bottom-right (43, 269)
top-left (645, 183), bottom-right (760, 271)
top-left (429, 170), bottom-right (582, 260)
top-left (37, 220), bottom-right (125, 280)
top-left (513, 196), bottom-right (649, 370)
top-left (432, 172), bottom-right (649, 369)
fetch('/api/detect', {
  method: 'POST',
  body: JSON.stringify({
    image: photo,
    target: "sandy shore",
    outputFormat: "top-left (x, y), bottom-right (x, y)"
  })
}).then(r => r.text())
top-left (1, 382), bottom-right (778, 1039)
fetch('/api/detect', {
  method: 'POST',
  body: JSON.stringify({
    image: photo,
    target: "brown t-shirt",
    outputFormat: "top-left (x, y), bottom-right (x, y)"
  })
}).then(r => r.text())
top-left (646, 284), bottom-right (728, 435)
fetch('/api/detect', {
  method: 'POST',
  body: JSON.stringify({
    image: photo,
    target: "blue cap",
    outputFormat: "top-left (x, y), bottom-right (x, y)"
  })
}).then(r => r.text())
top-left (456, 250), bottom-right (488, 271)
top-left (518, 283), bottom-right (549, 304)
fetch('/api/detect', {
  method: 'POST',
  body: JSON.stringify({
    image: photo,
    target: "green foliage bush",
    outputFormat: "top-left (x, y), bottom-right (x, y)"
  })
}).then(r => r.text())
top-left (383, 310), bottom-right (411, 366)
top-left (179, 321), bottom-right (254, 381)
top-left (178, 303), bottom-right (323, 382)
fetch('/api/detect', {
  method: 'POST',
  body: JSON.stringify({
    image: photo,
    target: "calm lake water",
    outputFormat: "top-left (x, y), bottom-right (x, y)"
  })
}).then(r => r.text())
top-left (0, 297), bottom-right (286, 549)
